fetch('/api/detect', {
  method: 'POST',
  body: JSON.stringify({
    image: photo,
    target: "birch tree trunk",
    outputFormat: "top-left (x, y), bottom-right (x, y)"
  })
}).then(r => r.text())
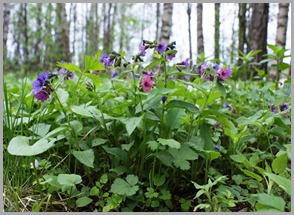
top-left (155, 3), bottom-right (161, 41)
top-left (197, 3), bottom-right (204, 57)
top-left (56, 3), bottom-right (71, 62)
top-left (248, 3), bottom-right (269, 78)
top-left (187, 3), bottom-right (192, 67)
top-left (276, 3), bottom-right (289, 48)
top-left (159, 3), bottom-right (173, 44)
top-left (238, 3), bottom-right (247, 66)
top-left (3, 3), bottom-right (13, 60)
top-left (214, 3), bottom-right (220, 61)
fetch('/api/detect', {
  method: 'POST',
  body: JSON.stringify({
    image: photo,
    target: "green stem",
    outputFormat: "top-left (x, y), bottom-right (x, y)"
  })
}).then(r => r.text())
top-left (163, 61), bottom-right (167, 88)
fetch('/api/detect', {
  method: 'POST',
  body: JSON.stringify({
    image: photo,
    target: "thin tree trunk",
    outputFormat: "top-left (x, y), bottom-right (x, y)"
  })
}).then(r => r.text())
top-left (214, 3), bottom-right (220, 61)
top-left (155, 3), bottom-right (161, 41)
top-left (187, 3), bottom-right (192, 67)
top-left (238, 3), bottom-right (247, 66)
top-left (197, 3), bottom-right (204, 57)
top-left (248, 3), bottom-right (269, 78)
top-left (119, 4), bottom-right (126, 52)
top-left (23, 4), bottom-right (29, 69)
top-left (230, 5), bottom-right (237, 64)
top-left (56, 3), bottom-right (71, 62)
top-left (276, 3), bottom-right (289, 48)
top-left (110, 4), bottom-right (117, 52)
top-left (3, 3), bottom-right (13, 60)
top-left (159, 3), bottom-right (173, 44)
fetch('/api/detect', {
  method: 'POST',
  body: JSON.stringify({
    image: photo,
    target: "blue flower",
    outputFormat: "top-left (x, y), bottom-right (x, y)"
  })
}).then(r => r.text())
top-left (183, 58), bottom-right (190, 68)
top-left (99, 54), bottom-right (114, 68)
top-left (156, 42), bottom-right (166, 54)
top-left (162, 95), bottom-right (167, 104)
top-left (213, 63), bottom-right (219, 71)
top-left (111, 70), bottom-right (118, 78)
top-left (32, 72), bottom-right (48, 94)
top-left (214, 145), bottom-right (220, 151)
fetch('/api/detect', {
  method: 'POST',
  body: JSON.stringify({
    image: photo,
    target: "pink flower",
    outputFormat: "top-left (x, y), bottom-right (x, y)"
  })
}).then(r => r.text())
top-left (218, 66), bottom-right (232, 81)
top-left (142, 76), bottom-right (153, 92)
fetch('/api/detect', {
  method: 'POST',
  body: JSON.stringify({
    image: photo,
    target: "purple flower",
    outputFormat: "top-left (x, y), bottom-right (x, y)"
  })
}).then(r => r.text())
top-left (218, 66), bottom-right (232, 81)
top-left (166, 53), bottom-right (176, 60)
top-left (183, 58), bottom-right (190, 68)
top-left (67, 72), bottom-right (74, 80)
top-left (162, 96), bottom-right (167, 104)
top-left (142, 76), bottom-right (153, 92)
top-left (184, 75), bottom-right (190, 80)
top-left (214, 122), bottom-right (221, 128)
top-left (99, 53), bottom-right (113, 68)
top-left (32, 72), bottom-right (48, 94)
top-left (170, 75), bottom-right (175, 80)
top-left (280, 103), bottom-right (289, 112)
top-left (144, 70), bottom-right (154, 77)
top-left (111, 70), bottom-right (118, 78)
top-left (201, 63), bottom-right (208, 73)
top-left (59, 68), bottom-right (67, 75)
top-left (214, 145), bottom-right (220, 151)
top-left (213, 63), bottom-right (219, 71)
top-left (268, 103), bottom-right (278, 114)
top-left (156, 42), bottom-right (166, 54)
top-left (223, 102), bottom-right (232, 110)
top-left (140, 44), bottom-right (147, 56)
top-left (34, 89), bottom-right (50, 102)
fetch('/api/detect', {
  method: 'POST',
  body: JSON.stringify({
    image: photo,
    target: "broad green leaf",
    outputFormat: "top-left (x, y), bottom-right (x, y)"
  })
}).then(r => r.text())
top-left (73, 149), bottom-right (94, 168)
top-left (120, 116), bottom-right (143, 136)
top-left (272, 151), bottom-right (288, 174)
top-left (147, 141), bottom-right (159, 151)
top-left (200, 123), bottom-right (214, 150)
top-left (102, 146), bottom-right (127, 161)
top-left (125, 174), bottom-right (138, 186)
top-left (57, 62), bottom-right (82, 73)
top-left (165, 100), bottom-right (198, 113)
top-left (165, 108), bottom-right (186, 131)
top-left (56, 88), bottom-right (69, 106)
top-left (173, 158), bottom-right (190, 170)
top-left (57, 174), bottom-right (82, 186)
top-left (76, 196), bottom-right (93, 207)
top-left (205, 151), bottom-right (220, 161)
top-left (156, 150), bottom-right (173, 167)
top-left (264, 173), bottom-right (291, 195)
top-left (71, 105), bottom-right (93, 118)
top-left (188, 136), bottom-right (204, 151)
top-left (90, 186), bottom-right (99, 196)
top-left (216, 79), bottom-right (226, 96)
top-left (7, 136), bottom-right (55, 156)
top-left (29, 123), bottom-right (51, 138)
top-left (110, 176), bottom-right (139, 196)
top-left (153, 174), bottom-right (165, 187)
top-left (92, 138), bottom-right (107, 147)
top-left (100, 174), bottom-right (108, 184)
top-left (158, 138), bottom-right (181, 149)
top-left (255, 193), bottom-right (285, 212)
top-left (169, 144), bottom-right (198, 160)
top-left (83, 73), bottom-right (103, 88)
top-left (284, 144), bottom-right (291, 159)
top-left (85, 54), bottom-right (105, 71)
top-left (69, 120), bottom-right (83, 134)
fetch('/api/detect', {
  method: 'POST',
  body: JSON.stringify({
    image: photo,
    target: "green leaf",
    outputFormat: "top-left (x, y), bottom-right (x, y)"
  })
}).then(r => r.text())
top-left (205, 151), bottom-right (220, 161)
top-left (92, 138), bottom-right (107, 147)
top-left (165, 108), bottom-right (186, 131)
top-left (143, 58), bottom-right (163, 70)
top-left (57, 174), bottom-right (82, 186)
top-left (147, 141), bottom-right (159, 151)
top-left (125, 174), bottom-right (138, 186)
top-left (153, 174), bottom-right (165, 187)
top-left (100, 174), bottom-right (108, 184)
top-left (165, 100), bottom-right (198, 113)
top-left (272, 152), bottom-right (288, 174)
top-left (264, 173), bottom-right (291, 195)
top-left (156, 150), bottom-right (173, 167)
top-left (85, 54), bottom-right (105, 71)
top-left (120, 116), bottom-right (143, 136)
top-left (29, 123), bottom-right (51, 138)
top-left (7, 136), bottom-right (55, 156)
top-left (158, 138), bottom-right (181, 149)
top-left (57, 62), bottom-right (82, 73)
top-left (200, 123), bottom-right (214, 150)
top-left (83, 73), bottom-right (103, 88)
top-left (277, 62), bottom-right (290, 71)
top-left (76, 196), bottom-right (93, 208)
top-left (255, 193), bottom-right (285, 212)
top-left (102, 146), bottom-right (127, 161)
top-left (110, 175), bottom-right (139, 196)
top-left (216, 79), bottom-right (226, 96)
top-left (56, 88), bottom-right (69, 106)
top-left (69, 120), bottom-right (83, 134)
top-left (242, 170), bottom-right (262, 182)
top-left (71, 105), bottom-right (93, 118)
top-left (173, 158), bottom-right (190, 170)
top-left (73, 149), bottom-right (94, 168)
top-left (90, 186), bottom-right (99, 196)
top-left (44, 126), bottom-right (67, 139)
top-left (165, 49), bottom-right (178, 55)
